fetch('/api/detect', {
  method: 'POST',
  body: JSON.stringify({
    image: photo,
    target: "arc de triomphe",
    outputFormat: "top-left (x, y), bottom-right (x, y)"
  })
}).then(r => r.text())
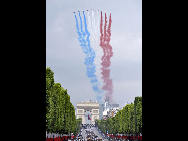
top-left (76, 101), bottom-right (99, 124)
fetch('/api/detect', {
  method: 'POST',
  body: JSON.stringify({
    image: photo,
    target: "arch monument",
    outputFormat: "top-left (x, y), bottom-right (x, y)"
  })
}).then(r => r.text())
top-left (76, 101), bottom-right (99, 124)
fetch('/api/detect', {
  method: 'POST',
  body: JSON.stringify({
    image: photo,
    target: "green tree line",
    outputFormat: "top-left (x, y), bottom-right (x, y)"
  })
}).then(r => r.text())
top-left (46, 67), bottom-right (81, 136)
top-left (95, 96), bottom-right (142, 135)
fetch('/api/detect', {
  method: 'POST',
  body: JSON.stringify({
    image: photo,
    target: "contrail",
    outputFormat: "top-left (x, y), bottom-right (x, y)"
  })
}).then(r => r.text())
top-left (95, 10), bottom-right (103, 96)
top-left (88, 10), bottom-right (104, 103)
top-left (74, 11), bottom-right (103, 103)
top-left (100, 12), bottom-right (114, 103)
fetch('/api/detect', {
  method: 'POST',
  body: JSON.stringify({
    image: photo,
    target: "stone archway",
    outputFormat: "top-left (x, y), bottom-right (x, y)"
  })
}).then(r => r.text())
top-left (76, 101), bottom-right (99, 124)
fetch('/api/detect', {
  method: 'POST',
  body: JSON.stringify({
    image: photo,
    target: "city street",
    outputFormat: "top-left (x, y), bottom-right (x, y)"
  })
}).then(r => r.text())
top-left (90, 127), bottom-right (107, 141)
top-left (79, 126), bottom-right (108, 141)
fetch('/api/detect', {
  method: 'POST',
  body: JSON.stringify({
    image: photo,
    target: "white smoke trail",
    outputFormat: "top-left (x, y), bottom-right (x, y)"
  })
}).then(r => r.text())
top-left (91, 9), bottom-right (95, 56)
top-left (96, 11), bottom-right (104, 90)
top-left (90, 10), bottom-right (104, 91)
top-left (97, 10), bottom-right (102, 62)
top-left (87, 11), bottom-right (91, 41)
top-left (86, 10), bottom-right (104, 98)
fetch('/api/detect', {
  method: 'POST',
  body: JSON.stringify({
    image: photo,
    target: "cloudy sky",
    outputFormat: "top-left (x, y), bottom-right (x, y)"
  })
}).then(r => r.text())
top-left (46, 0), bottom-right (142, 109)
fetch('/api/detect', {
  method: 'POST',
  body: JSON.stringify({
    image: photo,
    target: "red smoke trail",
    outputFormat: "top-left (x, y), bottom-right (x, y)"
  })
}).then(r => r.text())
top-left (100, 12), bottom-right (114, 103)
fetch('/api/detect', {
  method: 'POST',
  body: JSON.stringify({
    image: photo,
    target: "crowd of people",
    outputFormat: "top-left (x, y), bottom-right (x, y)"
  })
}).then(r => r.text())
top-left (75, 125), bottom-right (103, 141)
top-left (74, 125), bottom-right (132, 141)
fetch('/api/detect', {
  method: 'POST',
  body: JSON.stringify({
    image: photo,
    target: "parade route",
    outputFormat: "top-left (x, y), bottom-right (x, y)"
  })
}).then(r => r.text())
top-left (79, 126), bottom-right (108, 141)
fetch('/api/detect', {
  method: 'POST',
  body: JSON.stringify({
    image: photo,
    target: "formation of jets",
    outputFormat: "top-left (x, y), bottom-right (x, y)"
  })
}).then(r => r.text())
top-left (73, 9), bottom-right (102, 13)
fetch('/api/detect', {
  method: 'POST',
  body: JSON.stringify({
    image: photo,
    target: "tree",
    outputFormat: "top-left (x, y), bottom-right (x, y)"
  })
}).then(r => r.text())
top-left (111, 117), bottom-right (116, 140)
top-left (70, 104), bottom-right (76, 135)
top-left (117, 110), bottom-right (123, 134)
top-left (63, 89), bottom-right (70, 134)
top-left (46, 67), bottom-right (55, 132)
top-left (46, 67), bottom-right (78, 135)
top-left (74, 118), bottom-right (82, 136)
top-left (102, 120), bottom-right (107, 134)
top-left (113, 116), bottom-right (118, 135)
top-left (129, 103), bottom-right (135, 134)
top-left (123, 105), bottom-right (129, 135)
top-left (95, 96), bottom-right (142, 140)
top-left (106, 118), bottom-right (113, 134)
top-left (134, 96), bottom-right (142, 135)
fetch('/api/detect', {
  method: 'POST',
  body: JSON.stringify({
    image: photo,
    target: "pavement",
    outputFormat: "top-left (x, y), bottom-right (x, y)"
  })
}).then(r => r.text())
top-left (79, 126), bottom-right (109, 141)
top-left (91, 127), bottom-right (108, 141)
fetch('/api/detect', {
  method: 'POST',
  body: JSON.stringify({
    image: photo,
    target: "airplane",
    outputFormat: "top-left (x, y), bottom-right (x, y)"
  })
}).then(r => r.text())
top-left (78, 11), bottom-right (80, 12)
top-left (87, 10), bottom-right (88, 11)
top-left (73, 12), bottom-right (75, 13)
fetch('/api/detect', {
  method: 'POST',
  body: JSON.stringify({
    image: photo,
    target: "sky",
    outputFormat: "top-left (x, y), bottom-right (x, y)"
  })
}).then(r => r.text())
top-left (46, 0), bottom-right (142, 109)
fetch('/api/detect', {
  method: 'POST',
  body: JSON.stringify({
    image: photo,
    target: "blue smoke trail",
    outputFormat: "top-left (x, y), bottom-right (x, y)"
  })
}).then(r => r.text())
top-left (74, 12), bottom-right (103, 103)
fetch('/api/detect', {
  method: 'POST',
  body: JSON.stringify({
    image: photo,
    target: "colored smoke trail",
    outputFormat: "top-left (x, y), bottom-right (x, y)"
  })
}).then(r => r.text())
top-left (100, 12), bottom-right (114, 103)
top-left (95, 10), bottom-right (103, 89)
top-left (74, 12), bottom-right (103, 103)
top-left (88, 10), bottom-right (103, 94)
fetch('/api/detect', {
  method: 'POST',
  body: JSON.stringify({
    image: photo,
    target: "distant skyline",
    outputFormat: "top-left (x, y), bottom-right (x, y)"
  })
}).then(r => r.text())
top-left (46, 0), bottom-right (142, 109)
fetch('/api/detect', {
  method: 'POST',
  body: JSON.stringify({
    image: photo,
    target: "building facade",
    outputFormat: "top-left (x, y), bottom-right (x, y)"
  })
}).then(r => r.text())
top-left (76, 100), bottom-right (99, 124)
top-left (99, 104), bottom-right (104, 120)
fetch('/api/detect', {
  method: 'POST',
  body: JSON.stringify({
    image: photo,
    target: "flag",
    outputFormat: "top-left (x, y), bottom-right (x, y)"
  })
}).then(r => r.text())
top-left (88, 114), bottom-right (91, 120)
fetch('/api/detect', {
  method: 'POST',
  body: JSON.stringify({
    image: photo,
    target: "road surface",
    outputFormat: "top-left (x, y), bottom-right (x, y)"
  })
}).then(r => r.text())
top-left (79, 126), bottom-right (109, 141)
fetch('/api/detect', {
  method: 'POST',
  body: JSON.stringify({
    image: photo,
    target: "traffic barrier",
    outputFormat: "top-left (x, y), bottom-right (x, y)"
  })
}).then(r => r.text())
top-left (46, 138), bottom-right (53, 141)
top-left (60, 136), bottom-right (67, 141)
top-left (55, 137), bottom-right (61, 141)
top-left (112, 135), bottom-right (142, 140)
top-left (124, 136), bottom-right (128, 139)
top-left (47, 133), bottom-right (142, 140)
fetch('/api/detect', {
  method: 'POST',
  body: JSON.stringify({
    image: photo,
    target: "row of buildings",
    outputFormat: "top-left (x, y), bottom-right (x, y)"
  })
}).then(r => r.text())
top-left (99, 95), bottom-right (121, 120)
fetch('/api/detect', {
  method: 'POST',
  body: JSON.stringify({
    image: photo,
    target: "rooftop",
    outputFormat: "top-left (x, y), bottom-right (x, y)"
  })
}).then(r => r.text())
top-left (77, 100), bottom-right (99, 104)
